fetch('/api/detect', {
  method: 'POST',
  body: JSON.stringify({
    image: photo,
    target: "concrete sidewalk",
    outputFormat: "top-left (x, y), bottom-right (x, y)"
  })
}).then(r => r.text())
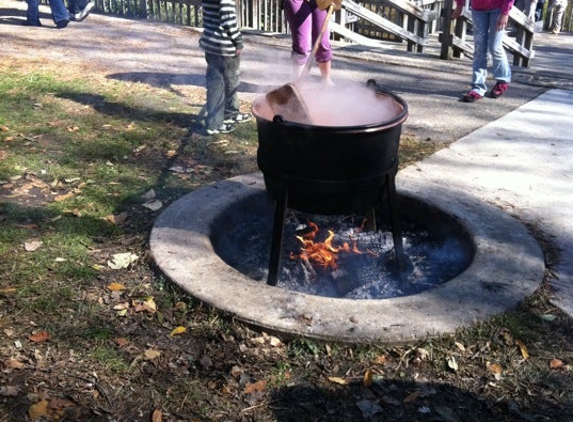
top-left (398, 89), bottom-right (573, 318)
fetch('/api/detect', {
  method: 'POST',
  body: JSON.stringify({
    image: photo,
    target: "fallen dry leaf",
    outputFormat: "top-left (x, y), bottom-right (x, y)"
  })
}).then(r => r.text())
top-left (447, 356), bottom-right (458, 372)
top-left (144, 349), bottom-right (161, 360)
top-left (54, 191), bottom-right (75, 202)
top-left (104, 212), bottom-right (128, 225)
top-left (486, 361), bottom-right (503, 374)
top-left (4, 357), bottom-right (26, 370)
top-left (133, 297), bottom-right (157, 314)
top-left (48, 398), bottom-right (74, 412)
top-left (373, 354), bottom-right (389, 365)
top-left (108, 252), bottom-right (139, 269)
top-left (107, 282), bottom-right (126, 291)
top-left (113, 302), bottom-right (130, 311)
top-left (434, 405), bottom-right (461, 422)
top-left (499, 328), bottom-right (514, 345)
top-left (328, 376), bottom-right (349, 385)
top-left (515, 339), bottom-right (529, 360)
top-left (170, 326), bottom-right (187, 337)
top-left (404, 391), bottom-right (420, 403)
top-left (28, 400), bottom-right (49, 421)
top-left (29, 331), bottom-right (50, 343)
top-left (133, 144), bottom-right (146, 153)
top-left (14, 223), bottom-right (38, 230)
top-left (0, 286), bottom-right (17, 294)
top-left (24, 240), bottom-right (43, 252)
top-left (142, 199), bottom-right (163, 211)
top-left (0, 385), bottom-right (20, 397)
top-left (141, 188), bottom-right (156, 201)
top-left (68, 208), bottom-right (82, 217)
top-left (115, 337), bottom-right (130, 347)
top-left (244, 380), bottom-right (267, 394)
top-left (363, 370), bottom-right (373, 387)
top-left (550, 358), bottom-right (564, 369)
top-left (152, 409), bottom-right (162, 422)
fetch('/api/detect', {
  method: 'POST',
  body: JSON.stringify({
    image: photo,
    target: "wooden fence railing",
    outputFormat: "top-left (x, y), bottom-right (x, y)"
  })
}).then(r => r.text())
top-left (83, 0), bottom-right (568, 67)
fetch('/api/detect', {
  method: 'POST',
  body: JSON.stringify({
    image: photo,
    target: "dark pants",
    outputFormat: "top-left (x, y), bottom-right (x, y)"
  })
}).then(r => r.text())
top-left (67, 0), bottom-right (89, 15)
top-left (204, 52), bottom-right (240, 130)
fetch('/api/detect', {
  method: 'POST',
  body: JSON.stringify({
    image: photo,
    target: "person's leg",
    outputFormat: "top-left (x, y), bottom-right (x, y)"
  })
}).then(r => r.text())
top-left (25, 0), bottom-right (41, 25)
top-left (311, 2), bottom-right (333, 83)
top-left (284, 0), bottom-right (313, 68)
top-left (317, 61), bottom-right (333, 85)
top-left (222, 55), bottom-right (242, 121)
top-left (69, 0), bottom-right (94, 21)
top-left (469, 10), bottom-right (490, 96)
top-left (552, 1), bottom-right (565, 32)
top-left (48, 0), bottom-right (71, 27)
top-left (489, 9), bottom-right (511, 89)
top-left (535, 0), bottom-right (545, 21)
top-left (67, 0), bottom-right (79, 15)
top-left (204, 53), bottom-right (227, 131)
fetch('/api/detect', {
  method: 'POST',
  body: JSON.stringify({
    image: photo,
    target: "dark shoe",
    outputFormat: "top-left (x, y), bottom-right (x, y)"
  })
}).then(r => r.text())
top-left (461, 91), bottom-right (483, 103)
top-left (55, 19), bottom-right (69, 28)
top-left (23, 19), bottom-right (42, 27)
top-left (224, 112), bottom-right (252, 125)
top-left (76, 1), bottom-right (95, 22)
top-left (206, 123), bottom-right (236, 135)
top-left (490, 82), bottom-right (509, 99)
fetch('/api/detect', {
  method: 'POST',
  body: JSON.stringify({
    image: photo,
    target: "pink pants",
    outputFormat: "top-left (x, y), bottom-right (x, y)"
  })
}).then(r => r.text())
top-left (283, 0), bottom-right (333, 64)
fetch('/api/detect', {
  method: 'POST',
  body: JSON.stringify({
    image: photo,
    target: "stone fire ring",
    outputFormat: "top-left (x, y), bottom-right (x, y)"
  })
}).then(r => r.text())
top-left (150, 173), bottom-right (544, 344)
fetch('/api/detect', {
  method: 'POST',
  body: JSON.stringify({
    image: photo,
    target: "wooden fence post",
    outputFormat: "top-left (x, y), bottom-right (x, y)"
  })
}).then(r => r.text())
top-left (139, 0), bottom-right (147, 18)
top-left (440, 0), bottom-right (454, 59)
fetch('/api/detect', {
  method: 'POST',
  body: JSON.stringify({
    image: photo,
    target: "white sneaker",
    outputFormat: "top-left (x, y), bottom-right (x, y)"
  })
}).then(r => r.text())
top-left (223, 112), bottom-right (252, 125)
top-left (206, 123), bottom-right (236, 135)
top-left (76, 1), bottom-right (94, 22)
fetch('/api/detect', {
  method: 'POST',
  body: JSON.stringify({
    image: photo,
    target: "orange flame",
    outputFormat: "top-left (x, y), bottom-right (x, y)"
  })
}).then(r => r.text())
top-left (290, 221), bottom-right (362, 270)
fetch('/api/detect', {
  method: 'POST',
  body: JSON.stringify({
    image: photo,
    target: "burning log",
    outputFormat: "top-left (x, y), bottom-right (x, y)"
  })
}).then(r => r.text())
top-left (300, 254), bottom-right (317, 283)
top-left (333, 231), bottom-right (395, 254)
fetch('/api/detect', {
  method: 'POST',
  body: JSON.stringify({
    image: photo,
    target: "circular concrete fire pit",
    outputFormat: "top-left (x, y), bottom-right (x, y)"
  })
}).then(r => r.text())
top-left (150, 173), bottom-right (544, 343)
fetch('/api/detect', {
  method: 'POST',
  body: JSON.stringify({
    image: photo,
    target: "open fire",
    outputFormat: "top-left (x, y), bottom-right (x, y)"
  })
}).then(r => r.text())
top-left (214, 207), bottom-right (472, 299)
top-left (290, 221), bottom-right (374, 272)
top-left (291, 221), bottom-right (360, 271)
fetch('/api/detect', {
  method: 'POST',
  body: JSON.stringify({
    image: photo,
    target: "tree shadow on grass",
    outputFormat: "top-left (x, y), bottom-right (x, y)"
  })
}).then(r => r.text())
top-left (271, 379), bottom-right (572, 422)
top-left (106, 71), bottom-right (274, 97)
top-left (56, 91), bottom-right (203, 129)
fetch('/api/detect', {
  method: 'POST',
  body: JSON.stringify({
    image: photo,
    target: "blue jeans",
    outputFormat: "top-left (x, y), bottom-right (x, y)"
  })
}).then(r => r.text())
top-left (470, 9), bottom-right (511, 96)
top-left (26, 0), bottom-right (40, 22)
top-left (27, 0), bottom-right (70, 23)
top-left (204, 52), bottom-right (241, 130)
top-left (48, 0), bottom-right (71, 23)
